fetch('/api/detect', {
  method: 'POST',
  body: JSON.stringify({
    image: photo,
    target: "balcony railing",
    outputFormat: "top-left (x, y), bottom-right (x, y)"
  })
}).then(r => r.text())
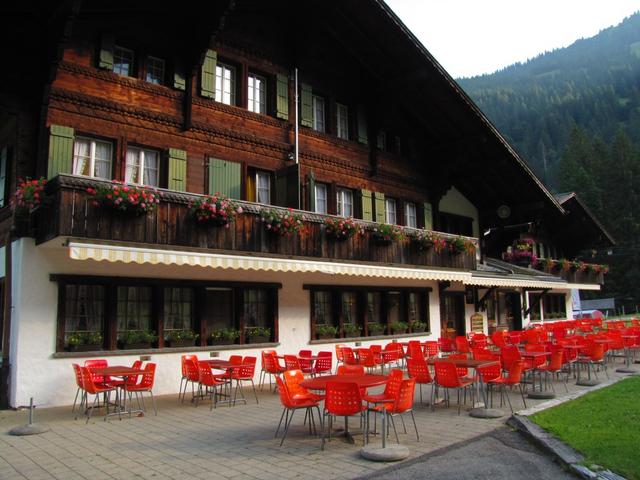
top-left (34, 175), bottom-right (478, 271)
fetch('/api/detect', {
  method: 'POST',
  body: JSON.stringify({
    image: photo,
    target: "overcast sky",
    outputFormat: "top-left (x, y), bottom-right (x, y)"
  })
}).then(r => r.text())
top-left (384, 0), bottom-right (640, 78)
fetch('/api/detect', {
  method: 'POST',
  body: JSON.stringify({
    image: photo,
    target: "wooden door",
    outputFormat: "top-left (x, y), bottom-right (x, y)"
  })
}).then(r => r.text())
top-left (440, 292), bottom-right (465, 340)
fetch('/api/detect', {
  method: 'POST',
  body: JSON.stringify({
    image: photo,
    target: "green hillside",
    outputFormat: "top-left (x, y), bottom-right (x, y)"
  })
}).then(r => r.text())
top-left (459, 13), bottom-right (640, 307)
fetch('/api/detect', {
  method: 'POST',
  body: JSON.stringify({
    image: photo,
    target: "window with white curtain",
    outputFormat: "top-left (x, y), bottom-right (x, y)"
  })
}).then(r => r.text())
top-left (312, 95), bottom-right (325, 133)
top-left (336, 103), bottom-right (349, 140)
top-left (315, 183), bottom-right (327, 214)
top-left (405, 202), bottom-right (417, 228)
top-left (126, 147), bottom-right (159, 186)
top-left (248, 73), bottom-right (266, 114)
top-left (215, 63), bottom-right (236, 105)
top-left (385, 198), bottom-right (397, 224)
top-left (256, 171), bottom-right (271, 204)
top-left (336, 188), bottom-right (353, 217)
top-left (73, 137), bottom-right (113, 179)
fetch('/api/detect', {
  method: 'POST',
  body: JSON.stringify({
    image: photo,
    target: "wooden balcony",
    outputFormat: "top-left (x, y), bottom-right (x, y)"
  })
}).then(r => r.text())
top-left (34, 175), bottom-right (477, 271)
top-left (557, 269), bottom-right (605, 285)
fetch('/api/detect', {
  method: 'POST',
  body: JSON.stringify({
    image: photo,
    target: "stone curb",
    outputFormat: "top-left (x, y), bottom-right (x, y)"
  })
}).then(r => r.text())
top-left (508, 374), bottom-right (632, 480)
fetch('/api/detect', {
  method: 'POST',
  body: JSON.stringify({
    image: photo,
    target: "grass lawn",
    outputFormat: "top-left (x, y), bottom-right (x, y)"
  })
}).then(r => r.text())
top-left (531, 376), bottom-right (640, 480)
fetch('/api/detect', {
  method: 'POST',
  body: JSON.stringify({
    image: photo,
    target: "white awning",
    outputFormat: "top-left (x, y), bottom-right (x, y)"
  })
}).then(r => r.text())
top-left (68, 241), bottom-right (470, 282)
top-left (465, 275), bottom-right (601, 291)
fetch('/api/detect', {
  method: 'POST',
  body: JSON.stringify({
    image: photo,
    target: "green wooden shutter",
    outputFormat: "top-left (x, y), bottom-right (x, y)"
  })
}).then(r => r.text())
top-left (423, 202), bottom-right (433, 231)
top-left (208, 158), bottom-right (241, 199)
top-left (200, 49), bottom-right (217, 99)
top-left (357, 104), bottom-right (368, 144)
top-left (374, 192), bottom-right (385, 223)
top-left (98, 34), bottom-right (115, 70)
top-left (276, 74), bottom-right (289, 120)
top-left (47, 125), bottom-right (75, 179)
top-left (173, 60), bottom-right (186, 91)
top-left (0, 147), bottom-right (7, 208)
top-left (308, 172), bottom-right (316, 212)
top-left (300, 83), bottom-right (313, 127)
top-left (359, 189), bottom-right (372, 221)
top-left (168, 149), bottom-right (187, 191)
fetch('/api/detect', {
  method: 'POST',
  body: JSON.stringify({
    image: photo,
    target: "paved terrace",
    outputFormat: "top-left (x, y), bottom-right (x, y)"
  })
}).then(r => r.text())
top-left (0, 368), bottom-right (633, 480)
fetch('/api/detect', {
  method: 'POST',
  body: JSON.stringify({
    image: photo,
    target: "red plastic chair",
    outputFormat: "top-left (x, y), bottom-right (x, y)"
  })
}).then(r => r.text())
top-left (274, 376), bottom-right (322, 446)
top-left (71, 363), bottom-right (86, 413)
top-left (260, 351), bottom-right (286, 391)
top-left (433, 360), bottom-right (474, 414)
top-left (179, 355), bottom-right (199, 401)
top-left (231, 356), bottom-right (259, 405)
top-left (337, 364), bottom-right (365, 376)
top-left (359, 348), bottom-right (382, 373)
top-left (368, 378), bottom-right (419, 443)
top-left (182, 358), bottom-right (201, 403)
top-left (78, 366), bottom-right (118, 423)
top-left (283, 369), bottom-right (324, 402)
top-left (84, 359), bottom-right (109, 387)
top-left (447, 353), bottom-right (476, 383)
top-left (298, 350), bottom-right (314, 374)
top-left (407, 341), bottom-right (423, 359)
top-left (423, 341), bottom-right (439, 358)
top-left (335, 344), bottom-right (346, 373)
top-left (195, 361), bottom-right (226, 410)
top-left (311, 351), bottom-right (333, 376)
top-left (363, 369), bottom-right (404, 405)
top-left (125, 363), bottom-right (157, 415)
top-left (487, 359), bottom-right (527, 413)
top-left (437, 337), bottom-right (454, 354)
top-left (381, 342), bottom-right (403, 371)
top-left (405, 355), bottom-right (434, 404)
top-left (576, 343), bottom-right (608, 381)
top-left (321, 381), bottom-right (367, 450)
top-left (491, 331), bottom-right (507, 348)
top-left (537, 349), bottom-right (569, 393)
top-left (341, 346), bottom-right (360, 366)
top-left (284, 354), bottom-right (302, 372)
top-left (455, 336), bottom-right (471, 355)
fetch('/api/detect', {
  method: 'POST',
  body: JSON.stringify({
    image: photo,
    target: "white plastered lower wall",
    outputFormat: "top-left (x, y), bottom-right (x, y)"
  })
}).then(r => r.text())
top-left (9, 238), bottom-right (445, 408)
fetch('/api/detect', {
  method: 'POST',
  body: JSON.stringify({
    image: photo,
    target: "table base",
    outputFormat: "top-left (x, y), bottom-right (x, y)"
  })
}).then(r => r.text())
top-left (361, 444), bottom-right (409, 462)
top-left (527, 391), bottom-right (556, 400)
top-left (615, 367), bottom-right (638, 374)
top-left (576, 379), bottom-right (600, 387)
top-left (469, 407), bottom-right (505, 419)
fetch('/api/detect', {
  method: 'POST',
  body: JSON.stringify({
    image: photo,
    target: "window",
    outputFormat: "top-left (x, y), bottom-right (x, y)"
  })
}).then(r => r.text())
top-left (163, 287), bottom-right (193, 333)
top-left (387, 291), bottom-right (402, 325)
top-left (405, 202), bottom-right (417, 228)
top-left (113, 46), bottom-right (134, 77)
top-left (312, 95), bottom-right (325, 132)
top-left (256, 171), bottom-right (271, 204)
top-left (341, 292), bottom-right (358, 326)
top-left (145, 56), bottom-right (164, 84)
top-left (336, 103), bottom-right (349, 140)
top-left (439, 212), bottom-right (473, 237)
top-left (73, 137), bottom-right (113, 179)
top-left (63, 285), bottom-right (105, 349)
top-left (117, 286), bottom-right (152, 334)
top-left (248, 73), bottom-right (266, 114)
top-left (367, 292), bottom-right (382, 324)
top-left (376, 131), bottom-right (386, 150)
top-left (126, 147), bottom-right (159, 186)
top-left (314, 183), bottom-right (327, 214)
top-left (55, 277), bottom-right (279, 351)
top-left (215, 63), bottom-right (236, 105)
top-left (385, 198), bottom-right (397, 224)
top-left (336, 188), bottom-right (353, 217)
top-left (314, 291), bottom-right (333, 326)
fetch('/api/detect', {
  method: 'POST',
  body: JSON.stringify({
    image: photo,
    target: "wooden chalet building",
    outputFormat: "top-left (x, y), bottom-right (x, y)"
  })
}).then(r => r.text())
top-left (0, 0), bottom-right (613, 407)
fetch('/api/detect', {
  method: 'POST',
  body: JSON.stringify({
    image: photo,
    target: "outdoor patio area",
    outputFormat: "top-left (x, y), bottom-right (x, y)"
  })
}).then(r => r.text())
top-left (0, 367), bottom-right (634, 480)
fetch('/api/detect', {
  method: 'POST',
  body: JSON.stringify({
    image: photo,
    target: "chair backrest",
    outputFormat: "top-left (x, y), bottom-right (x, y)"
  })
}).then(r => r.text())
top-left (126, 360), bottom-right (144, 386)
top-left (500, 346), bottom-right (522, 371)
top-left (314, 351), bottom-right (333, 373)
top-left (383, 342), bottom-right (404, 360)
top-left (299, 349), bottom-right (312, 357)
top-left (370, 345), bottom-right (382, 356)
top-left (72, 363), bottom-right (83, 389)
top-left (185, 358), bottom-right (201, 382)
top-left (491, 331), bottom-right (507, 347)
top-left (433, 361), bottom-right (462, 388)
top-left (181, 354), bottom-right (198, 377)
top-left (84, 359), bottom-right (107, 384)
top-left (228, 355), bottom-right (243, 365)
top-left (504, 359), bottom-right (524, 385)
top-left (236, 356), bottom-right (257, 377)
top-left (79, 366), bottom-right (102, 394)
top-left (337, 364), bottom-right (364, 376)
top-left (284, 354), bottom-right (301, 371)
top-left (324, 381), bottom-right (363, 416)
top-left (138, 363), bottom-right (156, 389)
top-left (424, 341), bottom-right (439, 357)
top-left (477, 360), bottom-right (502, 383)
top-left (390, 378), bottom-right (416, 414)
top-left (383, 369), bottom-right (404, 398)
top-left (408, 341), bottom-right (422, 359)
top-left (405, 355), bottom-right (433, 383)
top-left (341, 346), bottom-right (358, 365)
top-left (360, 348), bottom-right (378, 368)
top-left (262, 351), bottom-right (280, 374)
top-left (547, 349), bottom-right (564, 371)
top-left (438, 337), bottom-right (454, 353)
top-left (588, 343), bottom-right (605, 362)
top-left (447, 353), bottom-right (469, 377)
top-left (275, 376), bottom-right (296, 408)
top-left (455, 336), bottom-right (470, 354)
top-left (335, 344), bottom-right (346, 362)
top-left (283, 369), bottom-right (310, 398)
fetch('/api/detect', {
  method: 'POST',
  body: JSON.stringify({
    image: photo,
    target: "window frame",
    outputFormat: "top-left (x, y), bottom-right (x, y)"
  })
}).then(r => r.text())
top-left (73, 136), bottom-right (113, 180)
top-left (255, 170), bottom-right (272, 205)
top-left (145, 55), bottom-right (165, 85)
top-left (385, 198), bottom-right (397, 224)
top-left (314, 182), bottom-right (328, 214)
top-left (125, 145), bottom-right (160, 187)
top-left (405, 202), bottom-right (417, 228)
top-left (336, 187), bottom-right (353, 217)
top-left (215, 62), bottom-right (236, 106)
top-left (113, 45), bottom-right (134, 77)
top-left (312, 94), bottom-right (325, 133)
top-left (336, 103), bottom-right (349, 140)
top-left (247, 72), bottom-right (267, 114)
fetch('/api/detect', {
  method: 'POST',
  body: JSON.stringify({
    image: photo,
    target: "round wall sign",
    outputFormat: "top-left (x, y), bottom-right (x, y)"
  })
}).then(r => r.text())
top-left (497, 205), bottom-right (511, 219)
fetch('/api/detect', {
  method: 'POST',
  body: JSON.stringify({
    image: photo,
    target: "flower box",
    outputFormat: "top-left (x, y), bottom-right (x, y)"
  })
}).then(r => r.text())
top-left (344, 331), bottom-right (360, 338)
top-left (120, 342), bottom-right (152, 350)
top-left (166, 338), bottom-right (196, 348)
top-left (86, 183), bottom-right (161, 216)
top-left (316, 333), bottom-right (336, 340)
top-left (208, 338), bottom-right (237, 346)
top-left (411, 326), bottom-right (426, 333)
top-left (324, 217), bottom-right (358, 241)
top-left (260, 208), bottom-right (304, 237)
top-left (66, 344), bottom-right (102, 352)
top-left (246, 335), bottom-right (270, 344)
top-left (190, 193), bottom-right (242, 227)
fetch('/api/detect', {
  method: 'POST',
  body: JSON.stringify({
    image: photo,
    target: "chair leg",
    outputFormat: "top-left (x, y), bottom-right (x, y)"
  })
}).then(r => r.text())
top-left (410, 411), bottom-right (419, 441)
top-left (503, 386), bottom-right (513, 414)
top-left (251, 380), bottom-right (259, 404)
top-left (280, 408), bottom-right (295, 447)
top-left (518, 384), bottom-right (527, 409)
top-left (72, 388), bottom-right (80, 413)
top-left (389, 415), bottom-right (399, 444)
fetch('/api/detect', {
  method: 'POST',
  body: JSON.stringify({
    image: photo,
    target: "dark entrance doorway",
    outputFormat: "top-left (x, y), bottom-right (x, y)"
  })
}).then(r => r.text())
top-left (500, 292), bottom-right (522, 331)
top-left (440, 292), bottom-right (465, 340)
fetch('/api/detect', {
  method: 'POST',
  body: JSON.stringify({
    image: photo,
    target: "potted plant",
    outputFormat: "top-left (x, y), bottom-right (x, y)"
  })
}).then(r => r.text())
top-left (208, 328), bottom-right (240, 345)
top-left (66, 331), bottom-right (103, 352)
top-left (369, 223), bottom-right (404, 245)
top-left (447, 236), bottom-right (475, 255)
top-left (324, 216), bottom-right (359, 241)
top-left (367, 322), bottom-right (385, 336)
top-left (410, 320), bottom-right (427, 333)
top-left (389, 321), bottom-right (408, 335)
top-left (86, 182), bottom-right (162, 216)
top-left (342, 323), bottom-right (361, 338)
top-left (260, 208), bottom-right (305, 237)
top-left (315, 324), bottom-right (338, 340)
top-left (165, 329), bottom-right (198, 348)
top-left (118, 330), bottom-right (158, 350)
top-left (189, 193), bottom-right (243, 227)
top-left (246, 326), bottom-right (271, 344)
